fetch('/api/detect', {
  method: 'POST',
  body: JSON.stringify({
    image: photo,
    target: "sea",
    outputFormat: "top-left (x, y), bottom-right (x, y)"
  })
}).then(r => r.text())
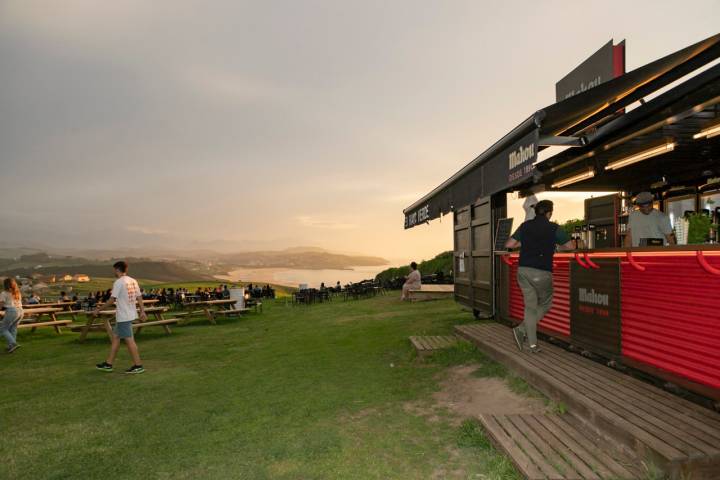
top-left (216, 265), bottom-right (388, 289)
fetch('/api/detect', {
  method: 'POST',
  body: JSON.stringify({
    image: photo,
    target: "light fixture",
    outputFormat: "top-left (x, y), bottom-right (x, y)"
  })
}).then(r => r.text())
top-left (604, 142), bottom-right (675, 171)
top-left (551, 168), bottom-right (595, 189)
top-left (693, 122), bottom-right (720, 140)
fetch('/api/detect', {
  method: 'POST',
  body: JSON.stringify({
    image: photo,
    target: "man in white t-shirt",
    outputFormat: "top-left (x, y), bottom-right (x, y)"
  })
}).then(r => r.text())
top-left (93, 261), bottom-right (147, 374)
top-left (624, 192), bottom-right (676, 247)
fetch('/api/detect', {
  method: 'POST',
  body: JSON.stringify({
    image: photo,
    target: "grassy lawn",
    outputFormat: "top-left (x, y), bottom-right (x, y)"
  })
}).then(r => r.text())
top-left (2, 295), bottom-right (522, 480)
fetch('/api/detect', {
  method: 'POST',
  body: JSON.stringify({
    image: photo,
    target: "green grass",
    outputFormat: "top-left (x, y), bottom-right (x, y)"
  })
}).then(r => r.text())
top-left (2, 295), bottom-right (522, 480)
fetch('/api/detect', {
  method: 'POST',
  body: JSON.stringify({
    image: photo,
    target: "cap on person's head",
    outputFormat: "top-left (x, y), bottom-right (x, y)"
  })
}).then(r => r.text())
top-left (533, 200), bottom-right (554, 216)
top-left (634, 192), bottom-right (654, 205)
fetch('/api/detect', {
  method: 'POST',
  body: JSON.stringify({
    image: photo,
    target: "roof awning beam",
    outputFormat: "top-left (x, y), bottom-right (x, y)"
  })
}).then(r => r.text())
top-left (538, 136), bottom-right (588, 147)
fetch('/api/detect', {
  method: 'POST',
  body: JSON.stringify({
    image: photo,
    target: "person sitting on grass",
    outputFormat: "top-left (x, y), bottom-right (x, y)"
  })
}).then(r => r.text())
top-left (400, 262), bottom-right (422, 301)
top-left (93, 261), bottom-right (147, 374)
top-left (0, 278), bottom-right (24, 354)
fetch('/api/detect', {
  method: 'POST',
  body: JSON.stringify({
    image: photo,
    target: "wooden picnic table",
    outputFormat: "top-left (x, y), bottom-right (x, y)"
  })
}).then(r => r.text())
top-left (23, 301), bottom-right (75, 310)
top-left (75, 306), bottom-right (176, 343)
top-left (1, 307), bottom-right (71, 333)
top-left (183, 299), bottom-right (246, 324)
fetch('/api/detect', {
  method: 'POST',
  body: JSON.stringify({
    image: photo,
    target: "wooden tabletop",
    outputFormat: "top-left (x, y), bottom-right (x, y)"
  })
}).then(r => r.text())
top-left (187, 299), bottom-right (236, 306)
top-left (96, 306), bottom-right (168, 316)
top-left (23, 302), bottom-right (74, 309)
top-left (1, 307), bottom-right (63, 317)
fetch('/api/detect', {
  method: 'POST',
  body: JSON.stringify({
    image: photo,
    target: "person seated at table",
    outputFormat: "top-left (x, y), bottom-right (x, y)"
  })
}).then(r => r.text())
top-left (102, 289), bottom-right (112, 302)
top-left (26, 292), bottom-right (41, 305)
top-left (59, 291), bottom-right (71, 302)
top-left (401, 262), bottom-right (422, 301)
top-left (335, 281), bottom-right (342, 292)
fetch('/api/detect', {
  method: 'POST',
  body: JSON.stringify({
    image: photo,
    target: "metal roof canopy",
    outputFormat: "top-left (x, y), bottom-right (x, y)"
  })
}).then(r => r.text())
top-left (537, 63), bottom-right (720, 194)
top-left (403, 32), bottom-right (720, 229)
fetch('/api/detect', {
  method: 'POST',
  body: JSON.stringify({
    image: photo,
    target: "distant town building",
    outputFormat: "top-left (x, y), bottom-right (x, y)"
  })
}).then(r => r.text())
top-left (61, 274), bottom-right (73, 282)
top-left (73, 274), bottom-right (91, 282)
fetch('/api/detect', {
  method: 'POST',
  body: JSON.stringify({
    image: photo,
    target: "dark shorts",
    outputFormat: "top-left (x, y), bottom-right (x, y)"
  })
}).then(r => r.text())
top-left (112, 321), bottom-right (134, 339)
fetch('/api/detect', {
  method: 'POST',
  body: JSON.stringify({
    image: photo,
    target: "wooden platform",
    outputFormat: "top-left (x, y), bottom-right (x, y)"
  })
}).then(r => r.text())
top-left (481, 413), bottom-right (638, 479)
top-left (409, 335), bottom-right (460, 357)
top-left (408, 284), bottom-right (454, 302)
top-left (456, 323), bottom-right (720, 480)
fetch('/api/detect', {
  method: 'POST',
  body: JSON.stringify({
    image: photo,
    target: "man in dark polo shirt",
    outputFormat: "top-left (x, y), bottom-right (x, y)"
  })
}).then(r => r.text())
top-left (505, 200), bottom-right (576, 353)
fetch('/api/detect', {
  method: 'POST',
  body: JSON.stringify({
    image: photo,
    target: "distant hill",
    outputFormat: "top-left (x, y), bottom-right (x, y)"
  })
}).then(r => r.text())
top-left (0, 246), bottom-right (389, 274)
top-left (219, 250), bottom-right (388, 270)
top-left (0, 260), bottom-right (214, 283)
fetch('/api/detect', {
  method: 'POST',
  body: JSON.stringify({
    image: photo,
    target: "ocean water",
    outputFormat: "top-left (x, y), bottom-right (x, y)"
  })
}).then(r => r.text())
top-left (217, 265), bottom-right (387, 289)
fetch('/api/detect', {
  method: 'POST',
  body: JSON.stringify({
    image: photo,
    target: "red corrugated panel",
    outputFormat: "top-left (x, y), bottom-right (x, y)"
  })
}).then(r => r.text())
top-left (621, 254), bottom-right (720, 390)
top-left (508, 256), bottom-right (571, 337)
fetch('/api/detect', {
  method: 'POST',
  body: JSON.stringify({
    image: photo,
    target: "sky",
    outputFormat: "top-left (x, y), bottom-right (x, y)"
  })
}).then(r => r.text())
top-left (1, 1), bottom-right (719, 264)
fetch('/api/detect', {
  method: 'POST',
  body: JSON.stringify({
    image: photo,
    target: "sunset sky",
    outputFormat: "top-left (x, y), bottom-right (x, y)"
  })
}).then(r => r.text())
top-left (2, 1), bottom-right (719, 264)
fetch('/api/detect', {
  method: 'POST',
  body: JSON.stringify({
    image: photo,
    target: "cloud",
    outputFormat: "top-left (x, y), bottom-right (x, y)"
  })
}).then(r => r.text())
top-left (126, 225), bottom-right (169, 236)
top-left (295, 215), bottom-right (357, 230)
top-left (183, 68), bottom-right (291, 105)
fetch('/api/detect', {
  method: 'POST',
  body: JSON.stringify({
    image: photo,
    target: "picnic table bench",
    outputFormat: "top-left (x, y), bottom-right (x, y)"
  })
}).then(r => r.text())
top-left (1, 307), bottom-right (72, 333)
top-left (73, 306), bottom-right (179, 342)
top-left (182, 299), bottom-right (244, 324)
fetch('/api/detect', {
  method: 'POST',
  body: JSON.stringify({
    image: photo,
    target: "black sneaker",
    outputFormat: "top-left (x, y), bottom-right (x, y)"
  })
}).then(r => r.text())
top-left (96, 362), bottom-right (113, 372)
top-left (529, 345), bottom-right (542, 354)
top-left (512, 327), bottom-right (524, 352)
top-left (125, 365), bottom-right (145, 374)
top-left (7, 344), bottom-right (20, 354)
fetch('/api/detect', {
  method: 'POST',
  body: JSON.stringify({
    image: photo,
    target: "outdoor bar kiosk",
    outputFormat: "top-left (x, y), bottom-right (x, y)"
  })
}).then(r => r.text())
top-left (403, 33), bottom-right (720, 403)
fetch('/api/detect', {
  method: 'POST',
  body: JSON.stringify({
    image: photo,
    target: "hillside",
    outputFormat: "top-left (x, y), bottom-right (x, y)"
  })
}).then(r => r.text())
top-left (0, 260), bottom-right (214, 283)
top-left (375, 251), bottom-right (453, 283)
top-left (219, 249), bottom-right (388, 270)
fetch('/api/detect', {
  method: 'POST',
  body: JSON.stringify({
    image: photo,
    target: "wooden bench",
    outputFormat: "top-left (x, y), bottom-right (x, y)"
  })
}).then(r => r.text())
top-left (133, 317), bottom-right (180, 334)
top-left (17, 319), bottom-right (73, 331)
top-left (480, 413), bottom-right (638, 479)
top-left (409, 335), bottom-right (461, 357)
top-left (245, 299), bottom-right (263, 313)
top-left (456, 322), bottom-right (720, 480)
top-left (3, 307), bottom-right (69, 333)
top-left (213, 308), bottom-right (249, 315)
top-left (407, 285), bottom-right (454, 302)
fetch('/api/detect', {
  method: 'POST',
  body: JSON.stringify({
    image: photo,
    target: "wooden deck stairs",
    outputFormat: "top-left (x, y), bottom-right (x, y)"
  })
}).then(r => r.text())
top-left (455, 323), bottom-right (720, 480)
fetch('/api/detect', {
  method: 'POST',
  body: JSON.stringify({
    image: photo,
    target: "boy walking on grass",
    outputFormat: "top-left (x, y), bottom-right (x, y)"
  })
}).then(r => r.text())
top-left (94, 261), bottom-right (147, 374)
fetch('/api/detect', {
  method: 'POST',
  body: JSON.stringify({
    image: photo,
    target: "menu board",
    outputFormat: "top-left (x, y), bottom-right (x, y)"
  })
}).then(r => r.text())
top-left (494, 218), bottom-right (514, 251)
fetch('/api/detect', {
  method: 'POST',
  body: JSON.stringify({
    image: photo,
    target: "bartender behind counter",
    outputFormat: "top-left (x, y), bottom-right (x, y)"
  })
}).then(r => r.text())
top-left (625, 191), bottom-right (677, 247)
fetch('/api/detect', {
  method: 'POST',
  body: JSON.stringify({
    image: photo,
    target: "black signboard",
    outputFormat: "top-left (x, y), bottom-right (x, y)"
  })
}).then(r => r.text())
top-left (494, 218), bottom-right (514, 251)
top-left (556, 40), bottom-right (626, 102)
top-left (482, 129), bottom-right (538, 197)
top-left (570, 258), bottom-right (621, 357)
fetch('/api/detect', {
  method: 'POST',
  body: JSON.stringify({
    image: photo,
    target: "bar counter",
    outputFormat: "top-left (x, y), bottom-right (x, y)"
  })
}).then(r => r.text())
top-left (500, 245), bottom-right (720, 400)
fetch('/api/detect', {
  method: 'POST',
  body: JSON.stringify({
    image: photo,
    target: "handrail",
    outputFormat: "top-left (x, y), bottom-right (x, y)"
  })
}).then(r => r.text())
top-left (697, 250), bottom-right (720, 275)
top-left (501, 255), bottom-right (513, 266)
top-left (583, 252), bottom-right (600, 269)
top-left (574, 252), bottom-right (590, 269)
top-left (626, 251), bottom-right (646, 271)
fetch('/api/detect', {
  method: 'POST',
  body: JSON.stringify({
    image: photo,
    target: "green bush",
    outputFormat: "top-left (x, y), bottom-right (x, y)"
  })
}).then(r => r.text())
top-left (375, 251), bottom-right (453, 282)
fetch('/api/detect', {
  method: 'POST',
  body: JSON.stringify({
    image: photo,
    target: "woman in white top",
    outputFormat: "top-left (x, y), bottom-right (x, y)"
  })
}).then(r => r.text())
top-left (401, 262), bottom-right (422, 301)
top-left (0, 278), bottom-right (24, 353)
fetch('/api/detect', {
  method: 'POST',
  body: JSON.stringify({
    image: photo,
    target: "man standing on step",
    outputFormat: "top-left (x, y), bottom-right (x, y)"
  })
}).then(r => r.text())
top-left (94, 261), bottom-right (147, 374)
top-left (505, 200), bottom-right (576, 353)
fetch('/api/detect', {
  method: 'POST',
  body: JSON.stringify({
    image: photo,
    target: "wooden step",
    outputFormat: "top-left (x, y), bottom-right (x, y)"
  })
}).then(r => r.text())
top-left (408, 285), bottom-right (454, 302)
top-left (480, 413), bottom-right (638, 479)
top-left (409, 335), bottom-right (461, 357)
top-left (456, 322), bottom-right (720, 480)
